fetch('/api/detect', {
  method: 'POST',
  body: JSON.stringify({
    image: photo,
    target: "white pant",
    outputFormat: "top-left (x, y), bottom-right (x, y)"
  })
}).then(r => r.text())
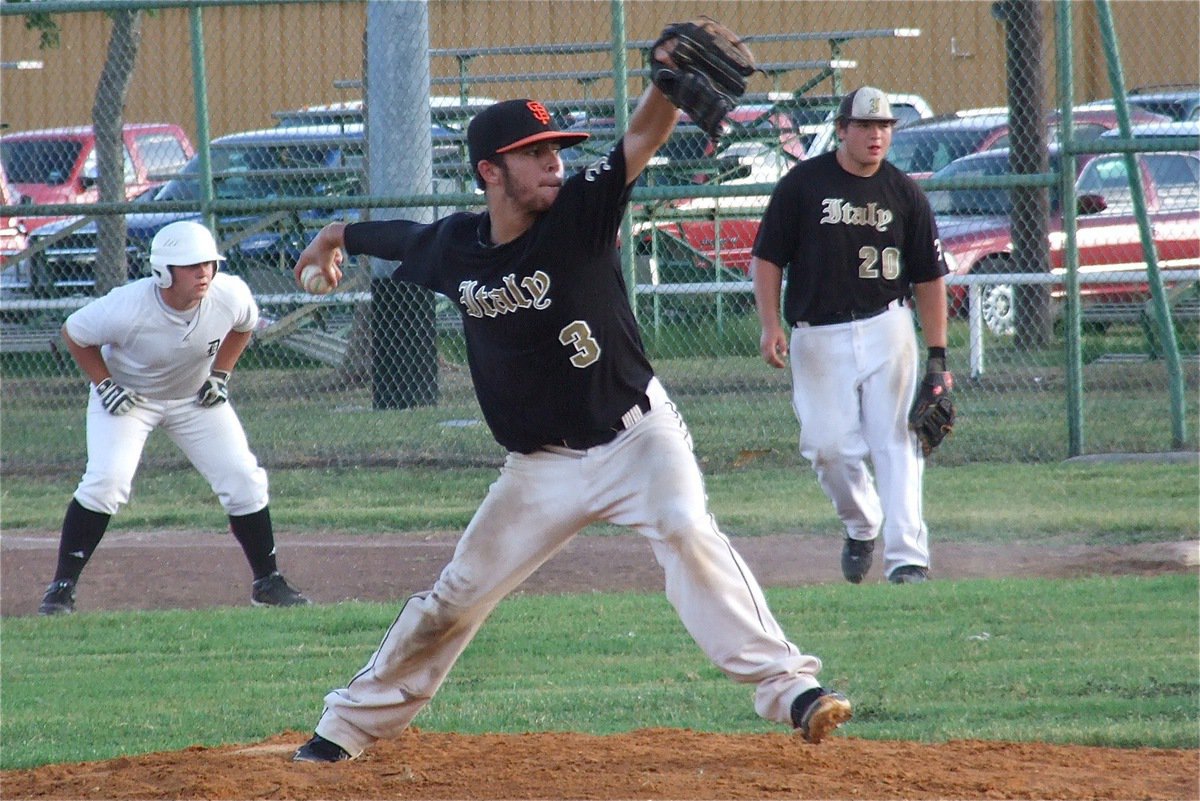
top-left (74, 390), bottom-right (268, 516)
top-left (316, 379), bottom-right (823, 756)
top-left (789, 305), bottom-right (929, 577)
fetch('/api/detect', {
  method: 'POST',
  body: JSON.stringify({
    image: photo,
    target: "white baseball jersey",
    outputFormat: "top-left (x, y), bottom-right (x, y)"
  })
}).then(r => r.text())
top-left (64, 274), bottom-right (258, 401)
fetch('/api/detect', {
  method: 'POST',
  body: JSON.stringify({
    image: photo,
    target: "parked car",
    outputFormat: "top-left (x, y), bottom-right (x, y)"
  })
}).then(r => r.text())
top-left (7, 120), bottom-right (482, 299)
top-left (1096, 119), bottom-right (1200, 142)
top-left (272, 95), bottom-right (500, 132)
top-left (0, 123), bottom-right (194, 230)
top-left (9, 125), bottom-right (365, 297)
top-left (561, 102), bottom-right (804, 190)
top-left (0, 160), bottom-right (28, 269)
top-left (1080, 85), bottom-right (1200, 122)
top-left (929, 145), bottom-right (1200, 334)
top-left (887, 106), bottom-right (1171, 179)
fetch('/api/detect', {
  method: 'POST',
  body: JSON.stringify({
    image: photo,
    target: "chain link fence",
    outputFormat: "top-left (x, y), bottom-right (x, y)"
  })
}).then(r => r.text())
top-left (1, 0), bottom-right (1197, 480)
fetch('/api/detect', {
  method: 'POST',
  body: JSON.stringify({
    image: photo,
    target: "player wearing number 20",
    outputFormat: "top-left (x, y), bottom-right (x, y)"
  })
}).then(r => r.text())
top-left (290, 25), bottom-right (851, 764)
top-left (37, 220), bottom-right (308, 615)
top-left (750, 87), bottom-right (951, 586)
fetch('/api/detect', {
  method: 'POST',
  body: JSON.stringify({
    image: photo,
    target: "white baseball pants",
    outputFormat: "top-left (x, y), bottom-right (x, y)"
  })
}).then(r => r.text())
top-left (789, 304), bottom-right (929, 577)
top-left (315, 379), bottom-right (824, 756)
top-left (74, 390), bottom-right (269, 516)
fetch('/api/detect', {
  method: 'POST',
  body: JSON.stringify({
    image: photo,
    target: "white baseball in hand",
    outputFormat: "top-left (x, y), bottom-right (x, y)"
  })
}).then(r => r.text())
top-left (301, 264), bottom-right (333, 295)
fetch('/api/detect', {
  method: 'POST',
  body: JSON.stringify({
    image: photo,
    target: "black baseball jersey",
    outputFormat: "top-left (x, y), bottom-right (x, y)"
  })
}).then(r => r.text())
top-left (752, 151), bottom-right (946, 326)
top-left (343, 143), bottom-right (654, 454)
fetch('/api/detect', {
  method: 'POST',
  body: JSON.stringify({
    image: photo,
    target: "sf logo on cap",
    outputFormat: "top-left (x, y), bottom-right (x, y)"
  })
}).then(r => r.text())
top-left (526, 101), bottom-right (551, 125)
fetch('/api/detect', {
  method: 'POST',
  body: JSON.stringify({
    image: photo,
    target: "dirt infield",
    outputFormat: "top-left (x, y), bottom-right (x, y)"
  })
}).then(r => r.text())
top-left (3, 529), bottom-right (1198, 800)
top-left (5, 729), bottom-right (1197, 800)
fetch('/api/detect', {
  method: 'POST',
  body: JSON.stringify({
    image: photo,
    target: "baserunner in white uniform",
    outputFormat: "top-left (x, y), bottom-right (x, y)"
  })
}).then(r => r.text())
top-left (751, 87), bottom-right (951, 585)
top-left (37, 220), bottom-right (308, 615)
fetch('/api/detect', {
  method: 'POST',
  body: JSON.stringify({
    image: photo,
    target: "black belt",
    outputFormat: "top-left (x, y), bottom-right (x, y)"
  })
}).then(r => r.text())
top-left (800, 299), bottom-right (901, 327)
top-left (557, 394), bottom-right (651, 450)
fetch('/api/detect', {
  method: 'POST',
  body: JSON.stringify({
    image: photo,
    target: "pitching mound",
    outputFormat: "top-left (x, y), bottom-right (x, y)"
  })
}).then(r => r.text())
top-left (4, 728), bottom-right (1196, 799)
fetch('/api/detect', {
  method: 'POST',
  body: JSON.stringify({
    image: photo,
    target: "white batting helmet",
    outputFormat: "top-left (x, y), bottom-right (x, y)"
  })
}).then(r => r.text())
top-left (148, 220), bottom-right (225, 288)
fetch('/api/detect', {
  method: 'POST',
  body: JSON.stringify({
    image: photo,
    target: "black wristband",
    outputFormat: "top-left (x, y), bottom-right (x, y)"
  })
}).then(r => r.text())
top-left (927, 347), bottom-right (947, 374)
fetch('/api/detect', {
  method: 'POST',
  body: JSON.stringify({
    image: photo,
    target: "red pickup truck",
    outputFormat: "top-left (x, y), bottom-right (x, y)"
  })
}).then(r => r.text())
top-left (0, 123), bottom-right (194, 231)
top-left (927, 145), bottom-right (1199, 334)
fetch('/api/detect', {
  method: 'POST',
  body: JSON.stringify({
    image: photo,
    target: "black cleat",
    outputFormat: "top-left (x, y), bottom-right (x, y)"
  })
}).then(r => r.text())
top-left (251, 571), bottom-right (310, 607)
top-left (840, 537), bottom-right (875, 584)
top-left (792, 689), bottom-right (853, 744)
top-left (889, 565), bottom-right (930, 584)
top-left (39, 579), bottom-right (77, 615)
top-left (292, 734), bottom-right (351, 763)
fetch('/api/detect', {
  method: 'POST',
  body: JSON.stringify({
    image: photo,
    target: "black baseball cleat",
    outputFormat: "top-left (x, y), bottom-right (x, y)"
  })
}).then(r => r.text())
top-left (791, 688), bottom-right (853, 744)
top-left (251, 571), bottom-right (310, 607)
top-left (889, 565), bottom-right (930, 584)
top-left (293, 734), bottom-right (351, 763)
top-left (39, 579), bottom-right (77, 615)
top-left (840, 537), bottom-right (875, 584)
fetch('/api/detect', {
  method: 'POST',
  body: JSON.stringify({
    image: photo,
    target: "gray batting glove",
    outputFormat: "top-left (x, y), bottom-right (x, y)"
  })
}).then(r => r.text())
top-left (197, 369), bottom-right (230, 407)
top-left (96, 378), bottom-right (146, 416)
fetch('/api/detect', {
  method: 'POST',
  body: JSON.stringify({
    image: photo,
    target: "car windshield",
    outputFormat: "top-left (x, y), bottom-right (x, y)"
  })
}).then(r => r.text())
top-left (926, 153), bottom-right (1064, 216)
top-left (153, 140), bottom-right (363, 201)
top-left (1131, 98), bottom-right (1197, 122)
top-left (0, 139), bottom-right (83, 185)
top-left (887, 127), bottom-right (994, 175)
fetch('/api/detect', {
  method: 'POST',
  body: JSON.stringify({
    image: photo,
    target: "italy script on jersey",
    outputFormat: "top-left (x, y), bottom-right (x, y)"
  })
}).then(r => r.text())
top-left (820, 198), bottom-right (895, 232)
top-left (457, 271), bottom-right (552, 318)
top-left (343, 143), bottom-right (655, 454)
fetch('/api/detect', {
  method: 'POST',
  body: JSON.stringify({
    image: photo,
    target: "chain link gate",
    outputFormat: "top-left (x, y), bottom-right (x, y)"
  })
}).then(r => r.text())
top-left (1, 0), bottom-right (1197, 482)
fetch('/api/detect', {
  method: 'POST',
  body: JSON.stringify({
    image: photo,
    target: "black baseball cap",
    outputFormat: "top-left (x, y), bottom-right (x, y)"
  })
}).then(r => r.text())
top-left (836, 86), bottom-right (899, 123)
top-left (467, 99), bottom-right (589, 170)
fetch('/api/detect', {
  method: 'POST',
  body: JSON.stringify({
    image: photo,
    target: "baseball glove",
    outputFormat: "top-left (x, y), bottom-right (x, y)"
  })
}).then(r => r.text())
top-left (650, 16), bottom-right (757, 139)
top-left (909, 356), bottom-right (955, 457)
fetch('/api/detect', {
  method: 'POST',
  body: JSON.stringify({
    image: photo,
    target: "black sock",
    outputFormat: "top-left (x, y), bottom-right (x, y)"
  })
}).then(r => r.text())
top-left (53, 498), bottom-right (111, 583)
top-left (790, 687), bottom-right (824, 728)
top-left (228, 506), bottom-right (278, 581)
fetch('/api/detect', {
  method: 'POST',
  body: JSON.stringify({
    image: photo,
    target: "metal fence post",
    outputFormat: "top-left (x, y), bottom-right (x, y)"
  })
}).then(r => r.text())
top-left (367, 0), bottom-right (438, 410)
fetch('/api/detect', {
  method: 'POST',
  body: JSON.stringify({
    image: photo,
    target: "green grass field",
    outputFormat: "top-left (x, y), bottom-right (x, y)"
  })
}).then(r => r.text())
top-left (2, 574), bottom-right (1196, 770)
top-left (2, 461), bottom-right (1197, 541)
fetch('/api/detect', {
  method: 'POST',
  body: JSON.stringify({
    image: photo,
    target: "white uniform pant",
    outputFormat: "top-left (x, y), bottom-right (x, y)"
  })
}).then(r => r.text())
top-left (789, 305), bottom-right (929, 577)
top-left (316, 379), bottom-right (823, 756)
top-left (74, 389), bottom-right (269, 516)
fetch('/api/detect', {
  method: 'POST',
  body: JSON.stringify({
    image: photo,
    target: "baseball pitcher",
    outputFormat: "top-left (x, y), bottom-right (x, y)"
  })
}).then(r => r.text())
top-left (290, 20), bottom-right (851, 764)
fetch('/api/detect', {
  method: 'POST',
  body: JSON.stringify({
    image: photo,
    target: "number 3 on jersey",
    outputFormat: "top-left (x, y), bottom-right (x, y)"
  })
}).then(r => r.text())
top-left (559, 320), bottom-right (600, 368)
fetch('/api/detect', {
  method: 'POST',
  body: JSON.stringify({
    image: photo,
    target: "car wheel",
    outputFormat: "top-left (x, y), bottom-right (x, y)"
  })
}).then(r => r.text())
top-left (976, 257), bottom-right (1015, 337)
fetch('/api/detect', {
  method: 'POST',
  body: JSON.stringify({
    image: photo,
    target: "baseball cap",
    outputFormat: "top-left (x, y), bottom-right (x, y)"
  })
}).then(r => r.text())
top-left (467, 99), bottom-right (590, 169)
top-left (837, 86), bottom-right (899, 123)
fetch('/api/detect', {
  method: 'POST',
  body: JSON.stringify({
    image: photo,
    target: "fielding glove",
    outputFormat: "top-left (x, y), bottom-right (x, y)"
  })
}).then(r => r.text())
top-left (908, 354), bottom-right (955, 456)
top-left (649, 16), bottom-right (757, 139)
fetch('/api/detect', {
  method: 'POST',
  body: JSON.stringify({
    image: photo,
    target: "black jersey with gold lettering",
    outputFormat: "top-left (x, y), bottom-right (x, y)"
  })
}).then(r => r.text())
top-left (752, 151), bottom-right (946, 327)
top-left (344, 143), bottom-right (654, 454)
